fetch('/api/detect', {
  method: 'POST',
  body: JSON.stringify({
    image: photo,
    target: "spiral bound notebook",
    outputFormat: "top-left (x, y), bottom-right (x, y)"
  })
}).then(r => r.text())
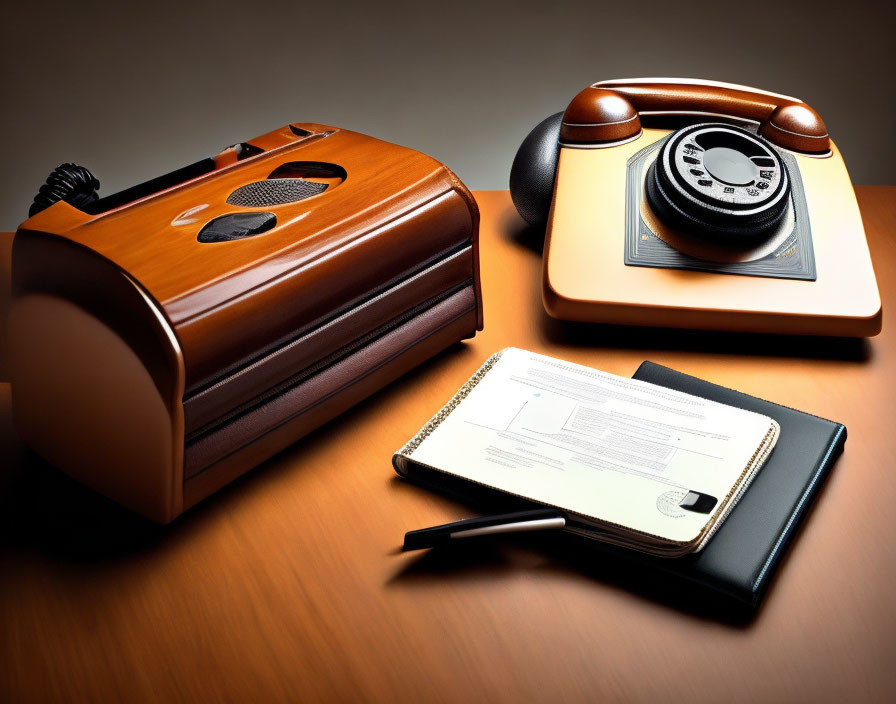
top-left (394, 349), bottom-right (780, 559)
top-left (395, 349), bottom-right (846, 607)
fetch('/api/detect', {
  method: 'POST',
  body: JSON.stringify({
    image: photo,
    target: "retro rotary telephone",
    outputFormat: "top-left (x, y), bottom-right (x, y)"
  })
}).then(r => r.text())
top-left (510, 78), bottom-right (881, 337)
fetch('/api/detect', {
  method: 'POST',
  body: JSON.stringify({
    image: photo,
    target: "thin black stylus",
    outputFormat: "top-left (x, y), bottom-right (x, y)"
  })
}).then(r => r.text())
top-left (402, 508), bottom-right (566, 551)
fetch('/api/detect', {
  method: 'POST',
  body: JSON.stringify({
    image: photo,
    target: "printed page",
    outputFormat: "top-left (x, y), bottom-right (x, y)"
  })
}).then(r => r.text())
top-left (403, 348), bottom-right (776, 544)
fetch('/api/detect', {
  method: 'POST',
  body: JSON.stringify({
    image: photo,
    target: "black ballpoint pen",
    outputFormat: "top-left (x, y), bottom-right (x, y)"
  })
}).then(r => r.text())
top-left (402, 508), bottom-right (567, 551)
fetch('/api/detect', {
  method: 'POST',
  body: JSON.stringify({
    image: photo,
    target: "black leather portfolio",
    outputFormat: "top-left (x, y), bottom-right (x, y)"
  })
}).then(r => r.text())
top-left (628, 361), bottom-right (846, 607)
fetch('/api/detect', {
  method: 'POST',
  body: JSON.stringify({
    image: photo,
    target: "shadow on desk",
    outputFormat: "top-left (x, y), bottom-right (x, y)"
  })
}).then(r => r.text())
top-left (0, 450), bottom-right (169, 562)
top-left (505, 218), bottom-right (871, 364)
top-left (541, 317), bottom-right (871, 363)
top-left (387, 520), bottom-right (763, 628)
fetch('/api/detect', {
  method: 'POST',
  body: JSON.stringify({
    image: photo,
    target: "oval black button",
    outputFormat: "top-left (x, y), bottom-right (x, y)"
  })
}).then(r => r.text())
top-left (197, 212), bottom-right (277, 243)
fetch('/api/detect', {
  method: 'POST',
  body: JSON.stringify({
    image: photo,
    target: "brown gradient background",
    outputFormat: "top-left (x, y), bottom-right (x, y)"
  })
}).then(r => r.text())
top-left (1, 0), bottom-right (894, 229)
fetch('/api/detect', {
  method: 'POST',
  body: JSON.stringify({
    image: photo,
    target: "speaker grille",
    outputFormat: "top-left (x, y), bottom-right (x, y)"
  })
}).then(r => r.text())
top-left (226, 178), bottom-right (328, 207)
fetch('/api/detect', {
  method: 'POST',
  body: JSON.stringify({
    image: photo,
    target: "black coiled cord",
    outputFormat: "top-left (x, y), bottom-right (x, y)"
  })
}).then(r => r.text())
top-left (29, 163), bottom-right (100, 217)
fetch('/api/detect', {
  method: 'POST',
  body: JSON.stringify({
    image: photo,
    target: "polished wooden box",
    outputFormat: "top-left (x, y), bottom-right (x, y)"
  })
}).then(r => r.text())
top-left (10, 123), bottom-right (482, 522)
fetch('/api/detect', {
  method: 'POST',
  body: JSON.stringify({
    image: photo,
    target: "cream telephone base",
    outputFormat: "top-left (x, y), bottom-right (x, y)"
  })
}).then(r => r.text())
top-left (510, 78), bottom-right (882, 337)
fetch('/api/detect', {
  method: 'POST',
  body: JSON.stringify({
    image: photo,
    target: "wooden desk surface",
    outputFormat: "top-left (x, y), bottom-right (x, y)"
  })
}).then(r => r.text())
top-left (2, 188), bottom-right (895, 703)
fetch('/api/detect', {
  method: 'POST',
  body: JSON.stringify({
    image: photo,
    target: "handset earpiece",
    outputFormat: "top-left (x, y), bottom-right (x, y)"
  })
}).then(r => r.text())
top-left (509, 112), bottom-right (563, 228)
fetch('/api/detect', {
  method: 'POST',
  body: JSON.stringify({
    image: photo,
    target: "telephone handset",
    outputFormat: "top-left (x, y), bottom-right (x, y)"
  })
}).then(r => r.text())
top-left (510, 78), bottom-right (829, 229)
top-left (509, 78), bottom-right (881, 337)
